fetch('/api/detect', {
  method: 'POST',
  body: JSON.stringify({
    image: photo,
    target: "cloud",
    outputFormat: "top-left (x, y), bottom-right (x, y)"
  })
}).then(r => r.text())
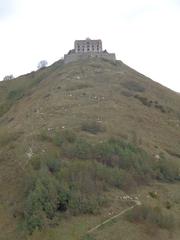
top-left (0, 0), bottom-right (180, 92)
top-left (0, 0), bottom-right (15, 19)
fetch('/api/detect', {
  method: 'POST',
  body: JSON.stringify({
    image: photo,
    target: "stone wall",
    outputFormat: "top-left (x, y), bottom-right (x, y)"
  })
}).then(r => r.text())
top-left (64, 52), bottom-right (116, 64)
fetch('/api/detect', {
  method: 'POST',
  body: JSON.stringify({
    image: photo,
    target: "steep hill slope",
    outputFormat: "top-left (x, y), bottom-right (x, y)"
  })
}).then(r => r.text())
top-left (0, 58), bottom-right (180, 240)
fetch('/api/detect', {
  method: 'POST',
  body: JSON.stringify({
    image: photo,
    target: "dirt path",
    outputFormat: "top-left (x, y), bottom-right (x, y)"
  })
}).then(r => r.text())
top-left (87, 198), bottom-right (141, 234)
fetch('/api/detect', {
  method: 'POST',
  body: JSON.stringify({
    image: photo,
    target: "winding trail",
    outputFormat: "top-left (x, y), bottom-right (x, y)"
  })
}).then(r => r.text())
top-left (87, 198), bottom-right (141, 234)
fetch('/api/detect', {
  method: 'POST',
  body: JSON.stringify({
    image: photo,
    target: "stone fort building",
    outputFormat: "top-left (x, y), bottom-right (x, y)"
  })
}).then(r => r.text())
top-left (64, 38), bottom-right (116, 64)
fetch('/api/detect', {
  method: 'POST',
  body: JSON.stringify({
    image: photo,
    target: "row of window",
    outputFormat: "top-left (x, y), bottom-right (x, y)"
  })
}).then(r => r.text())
top-left (77, 45), bottom-right (100, 52)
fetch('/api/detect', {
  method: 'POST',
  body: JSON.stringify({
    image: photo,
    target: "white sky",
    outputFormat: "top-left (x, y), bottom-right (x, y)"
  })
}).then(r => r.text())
top-left (0, 0), bottom-right (180, 92)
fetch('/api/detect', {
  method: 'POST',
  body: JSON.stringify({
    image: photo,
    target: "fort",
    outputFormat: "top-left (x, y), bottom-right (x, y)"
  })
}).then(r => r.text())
top-left (64, 38), bottom-right (116, 64)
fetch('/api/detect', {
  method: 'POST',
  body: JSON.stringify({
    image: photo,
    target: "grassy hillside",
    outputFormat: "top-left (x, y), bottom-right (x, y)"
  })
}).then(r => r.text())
top-left (0, 58), bottom-right (180, 240)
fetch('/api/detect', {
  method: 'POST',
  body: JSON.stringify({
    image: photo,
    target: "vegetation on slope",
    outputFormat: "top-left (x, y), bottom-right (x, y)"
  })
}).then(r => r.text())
top-left (0, 58), bottom-right (180, 239)
top-left (21, 131), bottom-right (180, 234)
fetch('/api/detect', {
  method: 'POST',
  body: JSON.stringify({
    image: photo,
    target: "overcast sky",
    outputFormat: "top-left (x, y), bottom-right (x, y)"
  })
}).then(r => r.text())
top-left (0, 0), bottom-right (180, 92)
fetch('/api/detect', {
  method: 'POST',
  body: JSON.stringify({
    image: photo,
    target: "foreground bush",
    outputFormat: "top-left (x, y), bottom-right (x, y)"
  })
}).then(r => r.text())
top-left (25, 159), bottom-right (122, 233)
top-left (24, 135), bottom-right (180, 233)
top-left (24, 172), bottom-right (59, 233)
top-left (126, 204), bottom-right (175, 231)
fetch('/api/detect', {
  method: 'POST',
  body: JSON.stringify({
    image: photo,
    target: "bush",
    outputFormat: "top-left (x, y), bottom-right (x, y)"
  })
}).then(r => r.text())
top-left (154, 157), bottom-right (179, 182)
top-left (0, 102), bottom-right (12, 117)
top-left (38, 129), bottom-right (77, 146)
top-left (165, 201), bottom-right (172, 210)
top-left (149, 191), bottom-right (158, 199)
top-left (66, 83), bottom-right (92, 91)
top-left (126, 205), bottom-right (175, 231)
top-left (46, 158), bottom-right (61, 173)
top-left (52, 130), bottom-right (76, 146)
top-left (81, 121), bottom-right (105, 134)
top-left (134, 95), bottom-right (152, 107)
top-left (24, 170), bottom-right (62, 233)
top-left (154, 104), bottom-right (165, 113)
top-left (24, 214), bottom-right (44, 234)
top-left (82, 234), bottom-right (96, 240)
top-left (25, 160), bottom-right (109, 232)
top-left (93, 138), bottom-right (153, 182)
top-left (121, 80), bottom-right (145, 92)
top-left (37, 131), bottom-right (51, 142)
top-left (8, 89), bottom-right (24, 101)
top-left (63, 139), bottom-right (92, 159)
top-left (0, 89), bottom-right (24, 117)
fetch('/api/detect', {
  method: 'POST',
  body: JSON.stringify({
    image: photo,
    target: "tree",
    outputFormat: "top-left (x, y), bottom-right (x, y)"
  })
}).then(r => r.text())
top-left (37, 60), bottom-right (48, 69)
top-left (3, 75), bottom-right (14, 81)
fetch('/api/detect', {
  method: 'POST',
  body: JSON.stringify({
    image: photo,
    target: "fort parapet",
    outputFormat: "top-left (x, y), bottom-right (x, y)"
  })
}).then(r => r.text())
top-left (64, 38), bottom-right (116, 64)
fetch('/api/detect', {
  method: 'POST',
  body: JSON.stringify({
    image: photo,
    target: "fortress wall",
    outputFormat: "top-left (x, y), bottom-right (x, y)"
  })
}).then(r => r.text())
top-left (64, 52), bottom-right (116, 64)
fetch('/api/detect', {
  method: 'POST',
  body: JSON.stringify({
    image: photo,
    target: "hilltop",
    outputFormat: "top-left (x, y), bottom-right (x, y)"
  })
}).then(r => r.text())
top-left (0, 58), bottom-right (180, 240)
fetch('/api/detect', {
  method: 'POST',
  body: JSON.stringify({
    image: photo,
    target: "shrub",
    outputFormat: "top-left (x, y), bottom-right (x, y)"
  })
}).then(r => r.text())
top-left (154, 157), bottom-right (179, 182)
top-left (30, 156), bottom-right (42, 171)
top-left (82, 234), bottom-right (96, 240)
top-left (25, 160), bottom-right (110, 232)
top-left (52, 129), bottom-right (77, 146)
top-left (66, 83), bottom-right (92, 91)
top-left (121, 90), bottom-right (133, 97)
top-left (52, 130), bottom-right (77, 146)
top-left (52, 133), bottom-right (65, 146)
top-left (69, 190), bottom-right (101, 214)
top-left (126, 205), bottom-right (175, 231)
top-left (63, 139), bottom-right (92, 159)
top-left (154, 103), bottom-right (167, 113)
top-left (165, 201), bottom-right (172, 210)
top-left (39, 129), bottom-right (77, 146)
top-left (46, 158), bottom-right (61, 173)
top-left (62, 129), bottom-right (77, 143)
top-left (24, 214), bottom-right (44, 234)
top-left (24, 171), bottom-right (60, 233)
top-left (94, 164), bottom-right (134, 190)
top-left (149, 191), bottom-right (158, 199)
top-left (37, 131), bottom-right (51, 142)
top-left (81, 121), bottom-right (105, 134)
top-left (8, 89), bottom-right (24, 101)
top-left (121, 80), bottom-right (145, 92)
top-left (57, 161), bottom-right (108, 214)
top-left (93, 138), bottom-right (153, 182)
top-left (57, 186), bottom-right (71, 212)
top-left (0, 102), bottom-right (12, 117)
top-left (134, 95), bottom-right (152, 107)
